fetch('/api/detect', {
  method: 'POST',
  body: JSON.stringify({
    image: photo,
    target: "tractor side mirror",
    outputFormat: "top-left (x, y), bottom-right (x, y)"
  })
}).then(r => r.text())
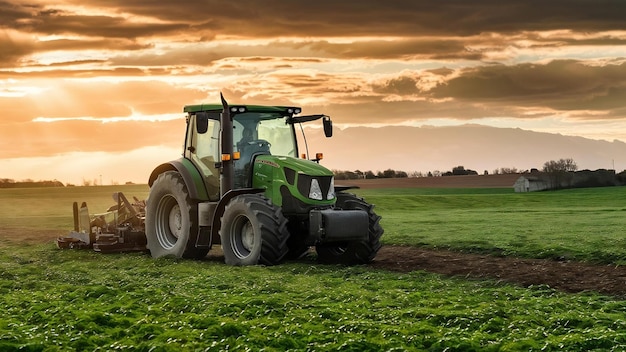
top-left (323, 116), bottom-right (333, 137)
top-left (196, 112), bottom-right (209, 134)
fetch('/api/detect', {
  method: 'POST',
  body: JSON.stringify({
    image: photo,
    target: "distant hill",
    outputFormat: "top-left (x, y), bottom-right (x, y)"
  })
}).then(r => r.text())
top-left (306, 124), bottom-right (626, 174)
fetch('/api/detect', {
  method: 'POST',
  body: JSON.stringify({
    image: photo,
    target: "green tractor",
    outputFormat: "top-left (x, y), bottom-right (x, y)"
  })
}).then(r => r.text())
top-left (59, 94), bottom-right (383, 266)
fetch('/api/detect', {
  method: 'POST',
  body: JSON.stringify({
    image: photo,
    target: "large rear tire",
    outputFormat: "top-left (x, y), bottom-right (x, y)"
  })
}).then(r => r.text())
top-left (146, 171), bottom-right (208, 259)
top-left (220, 194), bottom-right (289, 266)
top-left (316, 192), bottom-right (383, 265)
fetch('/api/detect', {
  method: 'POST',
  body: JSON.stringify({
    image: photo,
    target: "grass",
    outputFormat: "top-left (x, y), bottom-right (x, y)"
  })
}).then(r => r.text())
top-left (2, 245), bottom-right (625, 351)
top-left (1, 184), bottom-right (626, 350)
top-left (357, 186), bottom-right (626, 264)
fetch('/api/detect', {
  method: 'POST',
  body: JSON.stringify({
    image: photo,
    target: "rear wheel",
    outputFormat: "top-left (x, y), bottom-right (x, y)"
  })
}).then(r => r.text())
top-left (316, 192), bottom-right (383, 265)
top-left (146, 171), bottom-right (208, 259)
top-left (220, 194), bottom-right (289, 265)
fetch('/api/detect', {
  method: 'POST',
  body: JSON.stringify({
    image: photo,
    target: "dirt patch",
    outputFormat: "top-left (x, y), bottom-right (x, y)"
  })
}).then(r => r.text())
top-left (372, 246), bottom-right (626, 296)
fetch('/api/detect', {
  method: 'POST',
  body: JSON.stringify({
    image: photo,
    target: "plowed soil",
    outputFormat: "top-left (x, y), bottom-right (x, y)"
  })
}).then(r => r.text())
top-left (371, 246), bottom-right (626, 296)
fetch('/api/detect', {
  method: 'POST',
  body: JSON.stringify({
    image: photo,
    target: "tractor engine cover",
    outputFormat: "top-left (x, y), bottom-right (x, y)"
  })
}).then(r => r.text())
top-left (308, 209), bottom-right (369, 245)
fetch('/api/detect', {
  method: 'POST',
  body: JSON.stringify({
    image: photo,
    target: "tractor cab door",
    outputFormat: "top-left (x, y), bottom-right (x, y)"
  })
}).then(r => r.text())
top-left (186, 113), bottom-right (221, 201)
top-left (233, 119), bottom-right (270, 188)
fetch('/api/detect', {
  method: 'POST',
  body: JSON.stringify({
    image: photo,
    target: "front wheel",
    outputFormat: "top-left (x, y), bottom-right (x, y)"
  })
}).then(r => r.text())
top-left (145, 171), bottom-right (208, 259)
top-left (316, 193), bottom-right (383, 265)
top-left (220, 194), bottom-right (289, 266)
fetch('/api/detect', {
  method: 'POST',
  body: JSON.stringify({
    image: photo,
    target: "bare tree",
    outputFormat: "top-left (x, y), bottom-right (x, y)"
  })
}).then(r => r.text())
top-left (542, 158), bottom-right (577, 189)
top-left (543, 158), bottom-right (577, 173)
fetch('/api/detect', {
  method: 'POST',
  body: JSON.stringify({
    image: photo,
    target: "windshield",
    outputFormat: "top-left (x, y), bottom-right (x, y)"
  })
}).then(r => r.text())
top-left (233, 113), bottom-right (296, 157)
top-left (232, 112), bottom-right (296, 188)
top-left (257, 117), bottom-right (297, 157)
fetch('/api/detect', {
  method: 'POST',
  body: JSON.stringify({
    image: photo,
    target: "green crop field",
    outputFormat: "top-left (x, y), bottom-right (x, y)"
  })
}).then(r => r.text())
top-left (1, 185), bottom-right (625, 351)
top-left (358, 186), bottom-right (626, 265)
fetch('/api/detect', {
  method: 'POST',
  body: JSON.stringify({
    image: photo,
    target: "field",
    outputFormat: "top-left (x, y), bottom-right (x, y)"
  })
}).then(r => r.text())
top-left (1, 182), bottom-right (626, 351)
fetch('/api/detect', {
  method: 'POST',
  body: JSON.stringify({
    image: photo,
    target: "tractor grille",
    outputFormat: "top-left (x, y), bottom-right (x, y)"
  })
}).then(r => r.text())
top-left (297, 174), bottom-right (333, 200)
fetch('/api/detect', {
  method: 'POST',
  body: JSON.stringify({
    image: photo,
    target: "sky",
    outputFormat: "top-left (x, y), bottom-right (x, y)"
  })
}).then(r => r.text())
top-left (1, 0), bottom-right (625, 185)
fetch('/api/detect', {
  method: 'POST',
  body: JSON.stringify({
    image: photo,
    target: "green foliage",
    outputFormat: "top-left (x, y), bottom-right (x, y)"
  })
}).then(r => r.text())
top-left (1, 246), bottom-right (625, 351)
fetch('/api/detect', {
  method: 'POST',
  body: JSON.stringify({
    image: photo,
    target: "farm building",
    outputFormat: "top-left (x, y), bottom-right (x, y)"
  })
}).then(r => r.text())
top-left (514, 169), bottom-right (619, 192)
top-left (514, 175), bottom-right (550, 192)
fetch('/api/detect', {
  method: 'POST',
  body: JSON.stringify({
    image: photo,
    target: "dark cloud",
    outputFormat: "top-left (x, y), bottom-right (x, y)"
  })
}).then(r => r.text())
top-left (1, 0), bottom-right (623, 70)
top-left (305, 39), bottom-right (483, 60)
top-left (372, 76), bottom-right (421, 95)
top-left (0, 31), bottom-right (35, 67)
top-left (30, 14), bottom-right (188, 39)
top-left (45, 0), bottom-right (626, 36)
top-left (429, 60), bottom-right (626, 112)
top-left (3, 0), bottom-right (625, 40)
top-left (38, 38), bottom-right (152, 52)
top-left (0, 2), bottom-right (189, 38)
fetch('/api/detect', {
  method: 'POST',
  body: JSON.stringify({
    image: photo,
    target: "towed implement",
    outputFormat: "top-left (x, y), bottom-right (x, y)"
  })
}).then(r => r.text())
top-left (57, 192), bottom-right (146, 253)
top-left (58, 94), bottom-right (383, 265)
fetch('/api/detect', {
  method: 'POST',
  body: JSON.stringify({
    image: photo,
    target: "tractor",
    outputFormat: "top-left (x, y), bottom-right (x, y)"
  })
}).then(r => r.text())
top-left (58, 94), bottom-right (383, 265)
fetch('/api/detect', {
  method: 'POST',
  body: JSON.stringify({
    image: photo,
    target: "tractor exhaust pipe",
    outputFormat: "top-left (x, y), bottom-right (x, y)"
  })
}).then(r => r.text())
top-left (220, 92), bottom-right (234, 195)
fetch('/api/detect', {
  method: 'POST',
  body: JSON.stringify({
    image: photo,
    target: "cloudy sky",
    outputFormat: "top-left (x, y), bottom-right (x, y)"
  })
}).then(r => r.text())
top-left (1, 0), bottom-right (625, 184)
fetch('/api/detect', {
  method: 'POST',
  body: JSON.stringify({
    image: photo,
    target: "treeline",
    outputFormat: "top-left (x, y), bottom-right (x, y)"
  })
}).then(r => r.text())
top-left (333, 169), bottom-right (409, 180)
top-left (333, 165), bottom-right (524, 180)
top-left (0, 178), bottom-right (65, 188)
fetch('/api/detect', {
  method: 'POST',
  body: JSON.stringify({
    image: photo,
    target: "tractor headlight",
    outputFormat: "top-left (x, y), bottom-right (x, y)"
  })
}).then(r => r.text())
top-left (309, 179), bottom-right (323, 200)
top-left (327, 178), bottom-right (335, 200)
top-left (297, 175), bottom-right (334, 201)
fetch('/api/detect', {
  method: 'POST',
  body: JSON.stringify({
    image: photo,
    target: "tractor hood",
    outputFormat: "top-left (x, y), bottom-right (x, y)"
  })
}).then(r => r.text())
top-left (252, 155), bottom-right (335, 207)
top-left (257, 155), bottom-right (333, 177)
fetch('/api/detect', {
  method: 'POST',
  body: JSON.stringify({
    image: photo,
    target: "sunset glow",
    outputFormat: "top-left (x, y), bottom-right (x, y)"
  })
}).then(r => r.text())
top-left (1, 0), bottom-right (625, 184)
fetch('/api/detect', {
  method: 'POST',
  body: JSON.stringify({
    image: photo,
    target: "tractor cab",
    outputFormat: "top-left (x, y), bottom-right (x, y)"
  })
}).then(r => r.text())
top-left (183, 104), bottom-right (332, 200)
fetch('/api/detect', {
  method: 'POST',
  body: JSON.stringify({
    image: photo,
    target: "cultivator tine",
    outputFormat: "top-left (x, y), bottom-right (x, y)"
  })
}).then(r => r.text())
top-left (56, 202), bottom-right (94, 249)
top-left (72, 202), bottom-right (79, 232)
top-left (78, 202), bottom-right (93, 237)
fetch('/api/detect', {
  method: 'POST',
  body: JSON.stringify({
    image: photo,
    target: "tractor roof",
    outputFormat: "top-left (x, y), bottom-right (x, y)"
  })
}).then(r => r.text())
top-left (184, 104), bottom-right (301, 114)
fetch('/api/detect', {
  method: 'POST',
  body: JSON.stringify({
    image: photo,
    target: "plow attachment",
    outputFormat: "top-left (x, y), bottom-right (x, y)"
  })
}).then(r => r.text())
top-left (56, 192), bottom-right (148, 253)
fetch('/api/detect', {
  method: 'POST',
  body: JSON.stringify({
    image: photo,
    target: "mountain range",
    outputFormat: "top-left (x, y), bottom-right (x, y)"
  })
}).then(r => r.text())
top-left (306, 124), bottom-right (626, 174)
